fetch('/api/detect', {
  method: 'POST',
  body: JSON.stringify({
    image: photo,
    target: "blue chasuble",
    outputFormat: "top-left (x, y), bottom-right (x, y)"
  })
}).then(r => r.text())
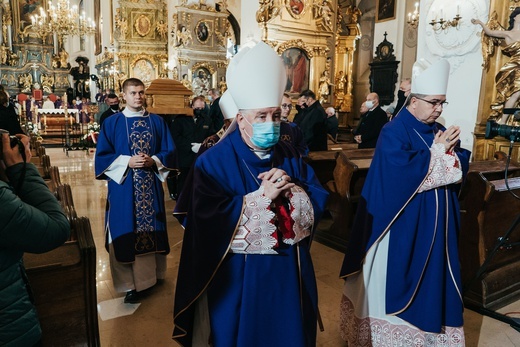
top-left (173, 126), bottom-right (328, 347)
top-left (95, 112), bottom-right (175, 262)
top-left (340, 108), bottom-right (471, 333)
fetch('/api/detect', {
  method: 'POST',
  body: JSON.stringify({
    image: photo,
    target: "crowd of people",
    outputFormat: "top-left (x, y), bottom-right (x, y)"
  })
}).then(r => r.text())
top-left (0, 39), bottom-right (471, 347)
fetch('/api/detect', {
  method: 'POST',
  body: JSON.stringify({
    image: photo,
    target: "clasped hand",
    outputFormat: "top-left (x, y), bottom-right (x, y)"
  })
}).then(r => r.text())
top-left (129, 153), bottom-right (154, 169)
top-left (258, 168), bottom-right (295, 200)
top-left (434, 125), bottom-right (460, 152)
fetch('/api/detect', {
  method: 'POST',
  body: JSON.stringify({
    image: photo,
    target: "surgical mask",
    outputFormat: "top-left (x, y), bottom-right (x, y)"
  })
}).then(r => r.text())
top-left (110, 103), bottom-right (120, 111)
top-left (244, 118), bottom-right (280, 149)
top-left (365, 100), bottom-right (374, 109)
top-left (208, 95), bottom-right (213, 102)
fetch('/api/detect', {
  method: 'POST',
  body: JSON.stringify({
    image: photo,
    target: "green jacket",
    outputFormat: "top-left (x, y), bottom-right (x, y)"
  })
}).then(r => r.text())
top-left (0, 163), bottom-right (70, 347)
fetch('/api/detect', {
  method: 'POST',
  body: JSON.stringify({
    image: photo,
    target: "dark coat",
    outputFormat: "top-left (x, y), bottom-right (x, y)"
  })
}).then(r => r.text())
top-left (170, 113), bottom-right (215, 168)
top-left (208, 97), bottom-right (224, 131)
top-left (0, 104), bottom-right (24, 135)
top-left (352, 106), bottom-right (388, 148)
top-left (293, 101), bottom-right (328, 151)
top-left (0, 163), bottom-right (70, 346)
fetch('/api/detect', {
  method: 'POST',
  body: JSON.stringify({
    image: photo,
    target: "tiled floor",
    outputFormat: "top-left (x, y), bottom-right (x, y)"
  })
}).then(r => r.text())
top-left (47, 147), bottom-right (520, 346)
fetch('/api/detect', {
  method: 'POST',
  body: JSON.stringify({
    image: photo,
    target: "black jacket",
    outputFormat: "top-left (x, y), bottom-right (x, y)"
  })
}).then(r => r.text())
top-left (293, 101), bottom-right (328, 151)
top-left (353, 106), bottom-right (388, 148)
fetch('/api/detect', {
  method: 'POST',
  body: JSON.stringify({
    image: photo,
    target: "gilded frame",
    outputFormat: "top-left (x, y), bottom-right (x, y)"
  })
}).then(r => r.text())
top-left (376, 0), bottom-right (396, 22)
top-left (285, 0), bottom-right (306, 19)
top-left (195, 19), bottom-right (212, 44)
top-left (13, 0), bottom-right (47, 40)
top-left (281, 47), bottom-right (310, 95)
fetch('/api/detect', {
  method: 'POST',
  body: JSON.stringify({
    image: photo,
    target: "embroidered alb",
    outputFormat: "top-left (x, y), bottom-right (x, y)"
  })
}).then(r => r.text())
top-left (418, 142), bottom-right (462, 193)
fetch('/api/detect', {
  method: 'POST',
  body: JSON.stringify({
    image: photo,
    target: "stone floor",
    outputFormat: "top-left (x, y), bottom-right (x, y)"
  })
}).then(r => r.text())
top-left (46, 147), bottom-right (520, 347)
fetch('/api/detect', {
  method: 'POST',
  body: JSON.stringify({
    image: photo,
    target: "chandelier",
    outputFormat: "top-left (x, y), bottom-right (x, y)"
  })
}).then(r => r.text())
top-left (30, 0), bottom-right (96, 43)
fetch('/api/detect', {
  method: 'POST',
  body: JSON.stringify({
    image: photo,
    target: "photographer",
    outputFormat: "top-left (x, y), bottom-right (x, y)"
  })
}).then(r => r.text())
top-left (0, 132), bottom-right (70, 346)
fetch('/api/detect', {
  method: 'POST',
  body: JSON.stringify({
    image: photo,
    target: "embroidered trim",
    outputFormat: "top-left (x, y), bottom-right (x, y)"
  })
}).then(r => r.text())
top-left (418, 143), bottom-right (462, 193)
top-left (339, 295), bottom-right (465, 347)
top-left (285, 186), bottom-right (313, 245)
top-left (230, 186), bottom-right (314, 254)
top-left (231, 186), bottom-right (278, 254)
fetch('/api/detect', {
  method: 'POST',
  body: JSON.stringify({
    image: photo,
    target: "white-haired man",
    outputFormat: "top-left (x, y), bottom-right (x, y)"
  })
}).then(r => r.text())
top-left (325, 106), bottom-right (338, 140)
top-left (173, 42), bottom-right (328, 347)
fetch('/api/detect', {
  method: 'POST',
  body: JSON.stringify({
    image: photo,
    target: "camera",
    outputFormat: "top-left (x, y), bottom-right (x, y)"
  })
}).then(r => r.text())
top-left (485, 120), bottom-right (520, 142)
top-left (0, 129), bottom-right (24, 155)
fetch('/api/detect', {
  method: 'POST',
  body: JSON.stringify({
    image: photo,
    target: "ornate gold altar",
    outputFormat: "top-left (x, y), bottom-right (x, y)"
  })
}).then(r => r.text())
top-left (473, 0), bottom-right (520, 161)
top-left (256, 1), bottom-right (361, 127)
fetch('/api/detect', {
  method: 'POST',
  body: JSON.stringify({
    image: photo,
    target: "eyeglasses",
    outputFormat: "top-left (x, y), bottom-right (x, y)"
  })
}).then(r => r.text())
top-left (415, 97), bottom-right (449, 108)
top-left (281, 104), bottom-right (293, 109)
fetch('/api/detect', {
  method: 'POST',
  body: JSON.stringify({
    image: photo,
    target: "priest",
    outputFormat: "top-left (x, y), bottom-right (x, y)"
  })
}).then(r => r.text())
top-left (339, 59), bottom-right (471, 346)
top-left (172, 41), bottom-right (328, 347)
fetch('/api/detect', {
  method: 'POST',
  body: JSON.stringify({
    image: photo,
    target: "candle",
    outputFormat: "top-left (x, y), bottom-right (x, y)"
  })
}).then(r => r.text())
top-left (408, 12), bottom-right (412, 22)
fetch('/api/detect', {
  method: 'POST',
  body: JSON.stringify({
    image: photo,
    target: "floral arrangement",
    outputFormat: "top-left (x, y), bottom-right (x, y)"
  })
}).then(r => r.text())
top-left (22, 122), bottom-right (40, 136)
top-left (83, 122), bottom-right (100, 146)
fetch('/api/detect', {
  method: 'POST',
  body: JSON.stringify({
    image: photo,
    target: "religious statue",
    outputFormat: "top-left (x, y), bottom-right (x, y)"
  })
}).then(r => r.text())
top-left (181, 74), bottom-right (192, 90)
top-left (41, 74), bottom-right (54, 94)
top-left (8, 50), bottom-right (18, 67)
top-left (218, 76), bottom-right (227, 94)
top-left (335, 71), bottom-right (346, 94)
top-left (115, 8), bottom-right (128, 40)
top-left (156, 20), bottom-right (168, 40)
top-left (176, 25), bottom-right (192, 47)
top-left (59, 49), bottom-right (70, 69)
top-left (318, 70), bottom-right (332, 104)
top-left (256, 0), bottom-right (281, 23)
top-left (473, 8), bottom-right (520, 123)
top-left (345, 5), bottom-right (362, 24)
top-left (172, 66), bottom-right (179, 80)
top-left (19, 73), bottom-right (32, 93)
top-left (0, 44), bottom-right (8, 65)
top-left (116, 72), bottom-right (127, 93)
top-left (313, 0), bottom-right (334, 31)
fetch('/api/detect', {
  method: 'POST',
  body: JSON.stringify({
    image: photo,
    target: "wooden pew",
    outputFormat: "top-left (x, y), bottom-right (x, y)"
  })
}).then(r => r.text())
top-left (459, 159), bottom-right (520, 309)
top-left (313, 151), bottom-right (373, 252)
top-left (305, 148), bottom-right (374, 186)
top-left (24, 216), bottom-right (100, 346)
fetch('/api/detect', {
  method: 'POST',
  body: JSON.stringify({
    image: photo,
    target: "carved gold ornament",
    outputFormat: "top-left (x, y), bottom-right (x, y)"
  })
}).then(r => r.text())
top-left (276, 39), bottom-right (314, 58)
top-left (285, 0), bottom-right (306, 19)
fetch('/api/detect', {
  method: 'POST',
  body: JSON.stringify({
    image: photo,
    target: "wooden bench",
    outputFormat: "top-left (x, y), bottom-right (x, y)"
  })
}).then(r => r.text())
top-left (312, 150), bottom-right (373, 252)
top-left (24, 217), bottom-right (100, 346)
top-left (459, 159), bottom-right (520, 309)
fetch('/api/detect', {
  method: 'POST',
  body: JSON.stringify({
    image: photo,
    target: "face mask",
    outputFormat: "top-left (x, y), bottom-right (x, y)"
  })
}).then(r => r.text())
top-left (110, 103), bottom-right (119, 111)
top-left (397, 90), bottom-right (406, 102)
top-left (244, 118), bottom-right (280, 149)
top-left (208, 95), bottom-right (213, 102)
top-left (295, 105), bottom-right (302, 112)
top-left (302, 103), bottom-right (308, 108)
top-left (193, 108), bottom-right (204, 117)
top-left (365, 100), bottom-right (374, 109)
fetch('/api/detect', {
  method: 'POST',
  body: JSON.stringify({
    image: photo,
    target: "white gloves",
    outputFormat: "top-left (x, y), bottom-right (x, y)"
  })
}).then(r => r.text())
top-left (191, 143), bottom-right (201, 153)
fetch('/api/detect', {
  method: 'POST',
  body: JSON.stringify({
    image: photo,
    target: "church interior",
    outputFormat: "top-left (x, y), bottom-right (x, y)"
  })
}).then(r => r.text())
top-left (3, 0), bottom-right (520, 345)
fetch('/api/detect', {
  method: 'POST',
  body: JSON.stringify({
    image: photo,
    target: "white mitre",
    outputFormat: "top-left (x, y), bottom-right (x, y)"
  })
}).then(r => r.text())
top-left (226, 41), bottom-right (286, 110)
top-left (219, 91), bottom-right (238, 120)
top-left (411, 59), bottom-right (450, 95)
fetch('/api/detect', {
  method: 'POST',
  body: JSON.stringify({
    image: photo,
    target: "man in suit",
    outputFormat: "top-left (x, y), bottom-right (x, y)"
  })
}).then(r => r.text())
top-left (208, 88), bottom-right (224, 131)
top-left (293, 89), bottom-right (328, 151)
top-left (352, 92), bottom-right (388, 148)
top-left (169, 96), bottom-right (215, 198)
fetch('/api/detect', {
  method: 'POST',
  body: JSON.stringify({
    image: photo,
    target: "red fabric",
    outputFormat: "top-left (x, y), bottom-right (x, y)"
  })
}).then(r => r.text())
top-left (272, 196), bottom-right (295, 242)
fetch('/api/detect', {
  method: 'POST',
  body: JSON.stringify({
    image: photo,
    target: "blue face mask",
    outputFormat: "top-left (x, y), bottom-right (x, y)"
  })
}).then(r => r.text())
top-left (244, 119), bottom-right (281, 149)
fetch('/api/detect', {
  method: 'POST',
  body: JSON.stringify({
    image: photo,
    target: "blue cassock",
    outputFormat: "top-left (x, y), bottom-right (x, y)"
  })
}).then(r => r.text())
top-left (173, 126), bottom-right (328, 347)
top-left (340, 108), bottom-right (471, 333)
top-left (95, 112), bottom-right (175, 262)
